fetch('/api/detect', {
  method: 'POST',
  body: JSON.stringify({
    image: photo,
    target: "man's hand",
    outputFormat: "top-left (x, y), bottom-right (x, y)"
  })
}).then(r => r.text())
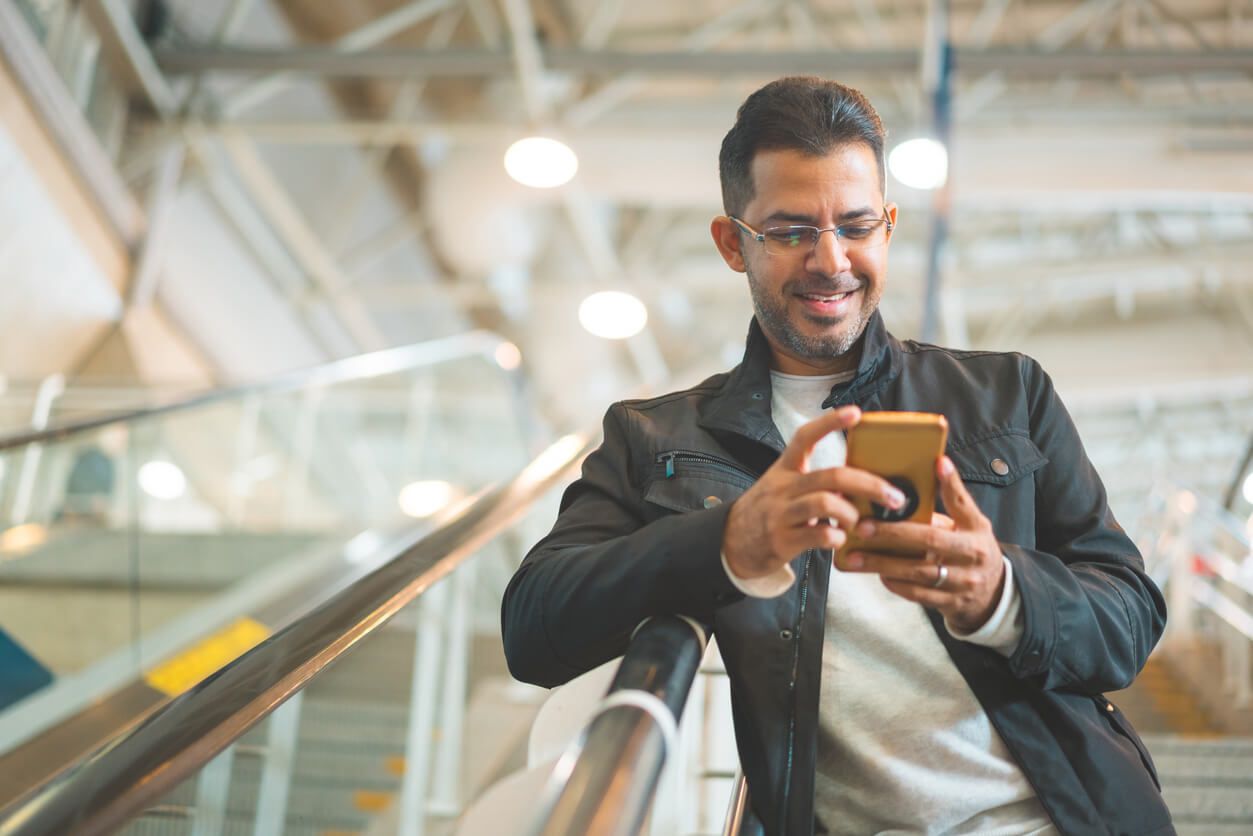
top-left (722, 406), bottom-right (909, 581)
top-left (844, 456), bottom-right (1006, 632)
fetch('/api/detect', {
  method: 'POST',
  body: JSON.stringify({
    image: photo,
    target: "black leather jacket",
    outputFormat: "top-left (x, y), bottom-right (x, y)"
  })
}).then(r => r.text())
top-left (503, 313), bottom-right (1172, 835)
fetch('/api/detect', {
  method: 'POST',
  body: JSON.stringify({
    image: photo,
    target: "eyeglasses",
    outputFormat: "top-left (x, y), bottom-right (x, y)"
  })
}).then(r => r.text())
top-left (729, 212), bottom-right (894, 257)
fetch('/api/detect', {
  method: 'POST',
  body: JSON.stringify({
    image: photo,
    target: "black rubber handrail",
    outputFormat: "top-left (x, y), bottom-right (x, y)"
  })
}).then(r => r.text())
top-left (0, 432), bottom-right (592, 836)
top-left (0, 331), bottom-right (513, 452)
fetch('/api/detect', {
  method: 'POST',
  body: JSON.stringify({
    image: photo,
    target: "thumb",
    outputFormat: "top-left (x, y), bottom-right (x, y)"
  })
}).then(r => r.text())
top-left (937, 456), bottom-right (983, 529)
top-left (777, 405), bottom-right (861, 472)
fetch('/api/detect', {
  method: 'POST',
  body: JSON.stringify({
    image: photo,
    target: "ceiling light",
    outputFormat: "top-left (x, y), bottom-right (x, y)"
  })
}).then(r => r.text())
top-left (0, 523), bottom-right (47, 555)
top-left (578, 291), bottom-right (648, 340)
top-left (398, 480), bottom-right (456, 518)
top-left (888, 137), bottom-right (949, 190)
top-left (494, 341), bottom-right (523, 370)
top-left (139, 461), bottom-right (187, 500)
top-left (504, 137), bottom-right (578, 188)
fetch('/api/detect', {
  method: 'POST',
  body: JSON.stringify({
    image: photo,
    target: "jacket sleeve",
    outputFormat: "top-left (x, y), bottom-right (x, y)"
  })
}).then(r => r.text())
top-left (1002, 358), bottom-right (1167, 693)
top-left (501, 403), bottom-right (746, 688)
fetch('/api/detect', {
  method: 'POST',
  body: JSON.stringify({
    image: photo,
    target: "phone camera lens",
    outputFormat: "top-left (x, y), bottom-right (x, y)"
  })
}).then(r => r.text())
top-left (871, 476), bottom-right (919, 522)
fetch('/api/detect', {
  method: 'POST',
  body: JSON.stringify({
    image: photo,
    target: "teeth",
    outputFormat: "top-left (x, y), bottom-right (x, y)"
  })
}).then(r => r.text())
top-left (802, 291), bottom-right (852, 301)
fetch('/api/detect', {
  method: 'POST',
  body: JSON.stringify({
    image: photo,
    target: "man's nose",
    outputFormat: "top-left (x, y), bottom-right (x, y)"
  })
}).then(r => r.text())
top-left (809, 228), bottom-right (853, 274)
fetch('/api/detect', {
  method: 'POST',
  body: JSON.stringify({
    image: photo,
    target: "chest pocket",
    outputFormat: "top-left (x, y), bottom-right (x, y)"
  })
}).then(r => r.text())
top-left (949, 431), bottom-right (1047, 486)
top-left (946, 431), bottom-right (1048, 545)
top-left (643, 451), bottom-right (757, 515)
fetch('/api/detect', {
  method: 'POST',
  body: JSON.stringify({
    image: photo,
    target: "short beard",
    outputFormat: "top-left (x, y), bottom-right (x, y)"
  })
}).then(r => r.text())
top-left (745, 261), bottom-right (878, 361)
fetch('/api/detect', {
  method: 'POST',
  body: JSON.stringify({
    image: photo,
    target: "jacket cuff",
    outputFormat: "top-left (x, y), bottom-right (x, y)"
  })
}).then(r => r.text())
top-left (721, 552), bottom-right (796, 598)
top-left (1002, 543), bottom-right (1057, 677)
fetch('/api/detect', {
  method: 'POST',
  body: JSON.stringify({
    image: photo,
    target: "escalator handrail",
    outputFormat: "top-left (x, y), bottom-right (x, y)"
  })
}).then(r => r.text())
top-left (530, 615), bottom-right (708, 836)
top-left (0, 330), bottom-right (513, 451)
top-left (0, 432), bottom-right (592, 836)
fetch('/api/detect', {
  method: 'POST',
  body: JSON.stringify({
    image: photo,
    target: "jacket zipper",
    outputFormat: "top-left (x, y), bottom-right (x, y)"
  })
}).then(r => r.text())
top-left (656, 450), bottom-right (757, 482)
top-left (779, 550), bottom-right (814, 834)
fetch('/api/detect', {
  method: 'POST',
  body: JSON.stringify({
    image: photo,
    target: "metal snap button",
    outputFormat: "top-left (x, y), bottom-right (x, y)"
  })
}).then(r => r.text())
top-left (990, 458), bottom-right (1010, 477)
top-left (1106, 702), bottom-right (1115, 713)
top-left (703, 495), bottom-right (723, 508)
top-left (779, 629), bottom-right (793, 641)
top-left (751, 392), bottom-right (765, 400)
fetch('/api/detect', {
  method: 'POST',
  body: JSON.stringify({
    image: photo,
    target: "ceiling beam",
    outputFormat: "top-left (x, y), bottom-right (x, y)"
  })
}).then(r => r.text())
top-left (82, 0), bottom-right (177, 116)
top-left (220, 0), bottom-right (455, 118)
top-left (153, 45), bottom-right (1253, 79)
top-left (0, 2), bottom-right (145, 248)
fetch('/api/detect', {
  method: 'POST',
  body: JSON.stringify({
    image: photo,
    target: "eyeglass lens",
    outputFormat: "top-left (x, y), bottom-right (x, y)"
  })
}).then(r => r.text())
top-left (762, 222), bottom-right (888, 255)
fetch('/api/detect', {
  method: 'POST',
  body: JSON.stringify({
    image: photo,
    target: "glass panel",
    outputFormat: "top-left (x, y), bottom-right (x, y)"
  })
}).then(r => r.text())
top-left (0, 344), bottom-right (531, 802)
top-left (118, 495), bottom-right (559, 836)
top-left (0, 422), bottom-right (134, 682)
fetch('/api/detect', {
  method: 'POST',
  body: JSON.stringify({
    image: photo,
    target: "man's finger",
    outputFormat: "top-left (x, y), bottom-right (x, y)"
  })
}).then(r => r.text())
top-left (850, 552), bottom-right (969, 589)
top-left (776, 406), bottom-right (862, 471)
top-left (792, 466), bottom-right (904, 509)
top-left (777, 525), bottom-right (845, 556)
top-left (781, 491), bottom-right (860, 531)
top-left (880, 575), bottom-right (952, 608)
top-left (937, 456), bottom-right (984, 529)
top-left (852, 521), bottom-right (979, 565)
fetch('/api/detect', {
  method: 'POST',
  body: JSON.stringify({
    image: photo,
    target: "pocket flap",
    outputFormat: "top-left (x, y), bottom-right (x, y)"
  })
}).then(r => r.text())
top-left (949, 432), bottom-right (1048, 486)
top-left (644, 475), bottom-right (749, 514)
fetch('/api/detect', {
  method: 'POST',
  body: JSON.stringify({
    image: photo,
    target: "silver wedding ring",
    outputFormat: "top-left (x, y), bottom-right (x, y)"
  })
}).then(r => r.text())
top-left (932, 563), bottom-right (949, 589)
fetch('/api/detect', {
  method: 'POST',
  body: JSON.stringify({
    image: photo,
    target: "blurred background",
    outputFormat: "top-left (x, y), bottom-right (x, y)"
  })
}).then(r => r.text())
top-left (0, 1), bottom-right (1251, 834)
top-left (2, 0), bottom-right (1251, 516)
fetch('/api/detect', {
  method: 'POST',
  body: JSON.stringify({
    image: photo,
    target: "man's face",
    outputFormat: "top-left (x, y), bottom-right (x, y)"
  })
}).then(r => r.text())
top-left (713, 144), bottom-right (897, 374)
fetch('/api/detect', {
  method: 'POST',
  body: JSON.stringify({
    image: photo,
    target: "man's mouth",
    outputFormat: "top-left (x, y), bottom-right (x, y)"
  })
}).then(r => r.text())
top-left (793, 286), bottom-right (859, 317)
top-left (798, 290), bottom-right (855, 303)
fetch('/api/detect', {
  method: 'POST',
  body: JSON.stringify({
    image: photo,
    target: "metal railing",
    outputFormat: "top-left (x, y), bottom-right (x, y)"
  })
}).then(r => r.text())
top-left (529, 615), bottom-right (708, 836)
top-left (1144, 482), bottom-right (1253, 708)
top-left (0, 431), bottom-right (592, 836)
top-left (721, 771), bottom-right (751, 836)
top-left (0, 330), bottom-right (521, 452)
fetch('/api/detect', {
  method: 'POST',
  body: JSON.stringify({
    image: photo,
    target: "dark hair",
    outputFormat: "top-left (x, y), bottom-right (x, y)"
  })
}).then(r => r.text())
top-left (718, 77), bottom-right (886, 216)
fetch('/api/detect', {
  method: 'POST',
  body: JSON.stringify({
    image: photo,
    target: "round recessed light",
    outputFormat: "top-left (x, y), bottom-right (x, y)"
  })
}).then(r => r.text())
top-left (888, 137), bottom-right (949, 190)
top-left (504, 136), bottom-right (578, 188)
top-left (139, 461), bottom-right (187, 500)
top-left (494, 341), bottom-right (523, 370)
top-left (578, 290), bottom-right (648, 340)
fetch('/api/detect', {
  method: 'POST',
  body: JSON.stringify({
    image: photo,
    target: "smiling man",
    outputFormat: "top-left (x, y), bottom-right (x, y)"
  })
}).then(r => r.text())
top-left (503, 77), bottom-right (1171, 836)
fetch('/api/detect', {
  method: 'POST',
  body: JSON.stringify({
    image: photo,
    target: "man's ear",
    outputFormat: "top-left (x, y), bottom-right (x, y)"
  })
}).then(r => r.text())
top-left (711, 216), bottom-right (747, 273)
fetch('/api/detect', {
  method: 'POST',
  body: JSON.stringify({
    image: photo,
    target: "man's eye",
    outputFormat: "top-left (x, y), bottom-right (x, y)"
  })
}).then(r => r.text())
top-left (841, 224), bottom-right (877, 239)
top-left (766, 228), bottom-right (812, 247)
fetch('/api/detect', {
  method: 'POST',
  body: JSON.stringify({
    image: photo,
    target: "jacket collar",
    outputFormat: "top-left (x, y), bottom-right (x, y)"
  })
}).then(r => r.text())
top-left (698, 310), bottom-right (900, 447)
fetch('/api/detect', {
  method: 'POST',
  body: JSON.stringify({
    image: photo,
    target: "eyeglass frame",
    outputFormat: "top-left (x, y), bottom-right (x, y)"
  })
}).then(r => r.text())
top-left (727, 211), bottom-right (895, 256)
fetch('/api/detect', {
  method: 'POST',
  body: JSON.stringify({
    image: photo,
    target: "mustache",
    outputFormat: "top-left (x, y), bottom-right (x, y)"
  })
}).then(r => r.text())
top-left (789, 277), bottom-right (863, 296)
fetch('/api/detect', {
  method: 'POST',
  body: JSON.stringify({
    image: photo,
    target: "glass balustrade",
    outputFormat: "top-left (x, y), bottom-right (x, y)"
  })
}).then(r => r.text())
top-left (0, 339), bottom-right (535, 808)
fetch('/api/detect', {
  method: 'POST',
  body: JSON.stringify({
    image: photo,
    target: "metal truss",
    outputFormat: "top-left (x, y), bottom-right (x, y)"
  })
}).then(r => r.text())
top-left (8, 0), bottom-right (1252, 515)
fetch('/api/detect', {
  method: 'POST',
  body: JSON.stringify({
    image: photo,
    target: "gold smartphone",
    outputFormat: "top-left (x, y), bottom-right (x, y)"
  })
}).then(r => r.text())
top-left (834, 411), bottom-right (949, 568)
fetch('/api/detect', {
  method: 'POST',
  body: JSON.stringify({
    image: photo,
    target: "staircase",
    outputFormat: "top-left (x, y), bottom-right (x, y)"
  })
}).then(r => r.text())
top-left (1114, 646), bottom-right (1253, 834)
top-left (118, 625), bottom-right (540, 836)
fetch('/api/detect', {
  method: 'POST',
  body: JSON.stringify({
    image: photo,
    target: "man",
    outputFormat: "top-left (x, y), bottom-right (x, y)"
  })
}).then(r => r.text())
top-left (502, 77), bottom-right (1170, 835)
